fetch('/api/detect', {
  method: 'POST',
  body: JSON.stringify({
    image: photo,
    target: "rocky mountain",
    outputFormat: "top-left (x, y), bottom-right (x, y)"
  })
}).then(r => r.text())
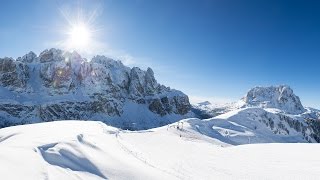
top-left (191, 101), bottom-right (230, 119)
top-left (241, 85), bottom-right (306, 114)
top-left (191, 85), bottom-right (320, 143)
top-left (0, 48), bottom-right (192, 130)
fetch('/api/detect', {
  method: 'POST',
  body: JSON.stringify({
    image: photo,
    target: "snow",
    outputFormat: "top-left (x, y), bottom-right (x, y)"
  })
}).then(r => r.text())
top-left (1, 120), bottom-right (320, 180)
top-left (242, 85), bottom-right (306, 114)
top-left (197, 107), bottom-right (315, 144)
top-left (191, 85), bottom-right (320, 144)
top-left (0, 49), bottom-right (192, 130)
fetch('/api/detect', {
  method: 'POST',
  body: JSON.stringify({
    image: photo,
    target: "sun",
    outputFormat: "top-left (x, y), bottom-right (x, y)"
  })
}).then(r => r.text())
top-left (67, 23), bottom-right (92, 50)
top-left (56, 2), bottom-right (104, 55)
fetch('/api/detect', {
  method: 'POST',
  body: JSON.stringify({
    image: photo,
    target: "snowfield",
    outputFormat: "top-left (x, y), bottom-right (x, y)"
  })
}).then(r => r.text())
top-left (0, 120), bottom-right (320, 180)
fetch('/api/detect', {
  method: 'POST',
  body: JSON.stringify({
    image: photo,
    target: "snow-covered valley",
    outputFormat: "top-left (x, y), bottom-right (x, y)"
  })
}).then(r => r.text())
top-left (0, 120), bottom-right (320, 180)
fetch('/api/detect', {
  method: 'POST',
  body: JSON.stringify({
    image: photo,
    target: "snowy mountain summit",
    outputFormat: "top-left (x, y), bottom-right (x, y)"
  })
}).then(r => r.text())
top-left (242, 85), bottom-right (305, 114)
top-left (0, 48), bottom-right (191, 129)
top-left (191, 85), bottom-right (320, 144)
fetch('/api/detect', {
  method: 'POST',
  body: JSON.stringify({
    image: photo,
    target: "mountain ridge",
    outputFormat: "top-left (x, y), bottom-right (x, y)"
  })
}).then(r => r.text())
top-left (191, 85), bottom-right (320, 143)
top-left (0, 48), bottom-right (192, 129)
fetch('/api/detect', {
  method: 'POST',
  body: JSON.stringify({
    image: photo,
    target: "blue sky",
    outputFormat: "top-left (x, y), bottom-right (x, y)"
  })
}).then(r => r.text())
top-left (0, 0), bottom-right (319, 108)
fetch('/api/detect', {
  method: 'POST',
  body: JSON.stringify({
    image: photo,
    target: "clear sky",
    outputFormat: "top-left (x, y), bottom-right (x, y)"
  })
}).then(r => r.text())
top-left (0, 0), bottom-right (319, 108)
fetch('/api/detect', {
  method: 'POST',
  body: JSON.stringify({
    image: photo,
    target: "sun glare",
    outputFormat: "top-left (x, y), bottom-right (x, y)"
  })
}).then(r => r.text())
top-left (57, 2), bottom-right (104, 55)
top-left (67, 23), bottom-right (92, 50)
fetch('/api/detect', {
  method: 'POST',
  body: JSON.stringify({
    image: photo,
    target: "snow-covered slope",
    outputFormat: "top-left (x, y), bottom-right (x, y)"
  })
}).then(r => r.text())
top-left (192, 85), bottom-right (310, 118)
top-left (0, 49), bottom-right (192, 130)
top-left (191, 101), bottom-right (232, 119)
top-left (191, 85), bottom-right (320, 143)
top-left (186, 109), bottom-right (320, 144)
top-left (0, 120), bottom-right (319, 180)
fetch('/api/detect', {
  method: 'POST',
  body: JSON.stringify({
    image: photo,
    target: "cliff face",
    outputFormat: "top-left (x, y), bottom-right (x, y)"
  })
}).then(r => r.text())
top-left (0, 48), bottom-right (192, 130)
top-left (242, 85), bottom-right (305, 114)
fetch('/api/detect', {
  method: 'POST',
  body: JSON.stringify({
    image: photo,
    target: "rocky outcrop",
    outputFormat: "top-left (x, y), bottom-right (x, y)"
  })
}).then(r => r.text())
top-left (17, 51), bottom-right (37, 63)
top-left (257, 110), bottom-right (320, 143)
top-left (0, 57), bottom-right (29, 90)
top-left (0, 48), bottom-right (192, 130)
top-left (242, 85), bottom-right (305, 114)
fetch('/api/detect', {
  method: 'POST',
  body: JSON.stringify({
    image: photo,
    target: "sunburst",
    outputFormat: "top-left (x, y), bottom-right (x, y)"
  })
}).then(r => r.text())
top-left (57, 1), bottom-right (104, 54)
top-left (67, 22), bottom-right (92, 50)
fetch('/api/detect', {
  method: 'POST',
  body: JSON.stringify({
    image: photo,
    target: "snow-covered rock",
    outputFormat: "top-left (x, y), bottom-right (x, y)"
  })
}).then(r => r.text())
top-left (191, 85), bottom-right (320, 143)
top-left (192, 85), bottom-right (310, 118)
top-left (0, 57), bottom-right (29, 90)
top-left (0, 48), bottom-right (192, 130)
top-left (17, 51), bottom-right (38, 63)
top-left (242, 85), bottom-right (305, 114)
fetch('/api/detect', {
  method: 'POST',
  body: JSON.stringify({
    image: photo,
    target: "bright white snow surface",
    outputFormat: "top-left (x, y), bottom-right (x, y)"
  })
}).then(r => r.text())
top-left (0, 120), bottom-right (319, 180)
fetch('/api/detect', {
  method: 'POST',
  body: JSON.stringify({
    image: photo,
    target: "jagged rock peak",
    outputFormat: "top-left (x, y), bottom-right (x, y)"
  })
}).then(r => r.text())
top-left (17, 51), bottom-right (37, 63)
top-left (0, 48), bottom-right (192, 130)
top-left (38, 48), bottom-right (65, 63)
top-left (242, 85), bottom-right (306, 114)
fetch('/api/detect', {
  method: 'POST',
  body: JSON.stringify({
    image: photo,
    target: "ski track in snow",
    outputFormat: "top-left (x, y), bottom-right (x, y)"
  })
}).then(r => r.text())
top-left (114, 133), bottom-right (181, 179)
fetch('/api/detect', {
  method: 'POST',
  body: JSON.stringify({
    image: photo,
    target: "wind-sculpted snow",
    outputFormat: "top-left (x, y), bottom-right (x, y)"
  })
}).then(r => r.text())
top-left (0, 121), bottom-right (320, 180)
top-left (38, 142), bottom-right (107, 179)
top-left (0, 48), bottom-right (192, 130)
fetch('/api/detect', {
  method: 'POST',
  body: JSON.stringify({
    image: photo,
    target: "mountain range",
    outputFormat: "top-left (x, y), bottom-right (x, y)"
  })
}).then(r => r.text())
top-left (0, 48), bottom-right (191, 130)
top-left (1, 49), bottom-right (320, 144)
top-left (192, 85), bottom-right (320, 143)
